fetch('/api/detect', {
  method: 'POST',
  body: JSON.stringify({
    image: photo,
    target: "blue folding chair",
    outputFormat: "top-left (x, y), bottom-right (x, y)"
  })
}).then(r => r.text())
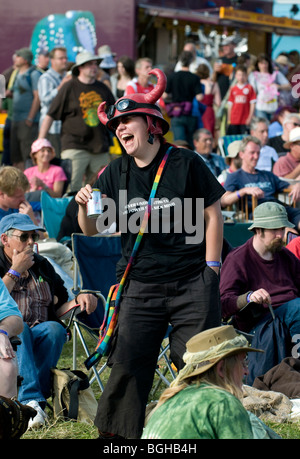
top-left (41, 191), bottom-right (73, 240)
top-left (71, 233), bottom-right (122, 391)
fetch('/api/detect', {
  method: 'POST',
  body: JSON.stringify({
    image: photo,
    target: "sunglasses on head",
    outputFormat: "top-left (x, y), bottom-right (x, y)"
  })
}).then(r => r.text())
top-left (10, 232), bottom-right (40, 243)
top-left (107, 99), bottom-right (161, 120)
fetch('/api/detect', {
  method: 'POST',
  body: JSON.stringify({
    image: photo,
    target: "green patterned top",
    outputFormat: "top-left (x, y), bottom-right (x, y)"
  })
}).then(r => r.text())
top-left (142, 383), bottom-right (254, 439)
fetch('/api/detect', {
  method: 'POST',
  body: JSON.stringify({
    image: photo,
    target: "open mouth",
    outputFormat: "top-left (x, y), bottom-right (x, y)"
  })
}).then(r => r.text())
top-left (121, 134), bottom-right (134, 145)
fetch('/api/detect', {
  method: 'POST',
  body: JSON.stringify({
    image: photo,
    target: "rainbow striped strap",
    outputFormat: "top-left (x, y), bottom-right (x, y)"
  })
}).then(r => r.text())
top-left (91, 146), bottom-right (173, 359)
top-left (115, 145), bottom-right (173, 303)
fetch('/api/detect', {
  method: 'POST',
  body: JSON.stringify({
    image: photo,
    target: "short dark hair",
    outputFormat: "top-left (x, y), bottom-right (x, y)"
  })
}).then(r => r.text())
top-left (179, 51), bottom-right (194, 68)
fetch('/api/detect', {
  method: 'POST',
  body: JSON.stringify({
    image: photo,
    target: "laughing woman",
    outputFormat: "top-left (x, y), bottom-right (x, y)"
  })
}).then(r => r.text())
top-left (75, 68), bottom-right (225, 439)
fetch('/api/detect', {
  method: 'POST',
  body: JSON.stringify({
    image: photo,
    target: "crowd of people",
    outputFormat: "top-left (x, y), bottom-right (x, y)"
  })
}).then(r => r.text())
top-left (0, 35), bottom-right (300, 439)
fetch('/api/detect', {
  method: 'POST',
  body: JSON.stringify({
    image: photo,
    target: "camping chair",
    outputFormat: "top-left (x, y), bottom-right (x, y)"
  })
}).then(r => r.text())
top-left (71, 233), bottom-right (122, 391)
top-left (40, 191), bottom-right (73, 240)
top-left (218, 134), bottom-right (246, 158)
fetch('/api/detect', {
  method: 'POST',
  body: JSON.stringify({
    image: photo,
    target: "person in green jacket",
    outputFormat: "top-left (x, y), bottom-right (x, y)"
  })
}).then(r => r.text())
top-left (142, 325), bottom-right (278, 439)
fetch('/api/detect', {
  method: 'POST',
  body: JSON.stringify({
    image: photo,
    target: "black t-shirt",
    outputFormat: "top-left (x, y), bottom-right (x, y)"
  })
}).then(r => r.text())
top-left (94, 143), bottom-right (225, 283)
top-left (165, 71), bottom-right (203, 102)
top-left (48, 78), bottom-right (115, 154)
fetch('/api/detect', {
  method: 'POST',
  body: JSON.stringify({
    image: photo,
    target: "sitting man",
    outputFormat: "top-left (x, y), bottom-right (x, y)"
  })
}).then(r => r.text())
top-left (273, 127), bottom-right (300, 180)
top-left (193, 128), bottom-right (226, 178)
top-left (0, 166), bottom-right (39, 224)
top-left (250, 117), bottom-right (278, 172)
top-left (0, 213), bottom-right (97, 428)
top-left (0, 278), bottom-right (23, 398)
top-left (221, 135), bottom-right (300, 231)
top-left (220, 202), bottom-right (300, 384)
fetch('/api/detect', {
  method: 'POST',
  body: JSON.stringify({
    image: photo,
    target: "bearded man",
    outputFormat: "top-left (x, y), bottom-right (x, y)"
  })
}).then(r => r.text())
top-left (220, 202), bottom-right (300, 383)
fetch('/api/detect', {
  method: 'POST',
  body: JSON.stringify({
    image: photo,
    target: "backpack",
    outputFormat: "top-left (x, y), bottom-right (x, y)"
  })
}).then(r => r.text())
top-left (51, 368), bottom-right (98, 424)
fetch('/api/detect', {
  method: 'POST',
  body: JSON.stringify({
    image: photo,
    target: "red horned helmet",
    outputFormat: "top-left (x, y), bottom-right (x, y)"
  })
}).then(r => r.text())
top-left (97, 68), bottom-right (169, 135)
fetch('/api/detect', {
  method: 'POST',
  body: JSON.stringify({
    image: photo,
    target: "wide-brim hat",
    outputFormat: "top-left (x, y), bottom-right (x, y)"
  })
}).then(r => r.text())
top-left (275, 55), bottom-right (294, 67)
top-left (98, 45), bottom-right (116, 58)
top-left (100, 55), bottom-right (116, 69)
top-left (0, 213), bottom-right (45, 234)
top-left (97, 68), bottom-right (169, 135)
top-left (248, 202), bottom-right (294, 231)
top-left (171, 325), bottom-right (263, 385)
top-left (283, 126), bottom-right (300, 149)
top-left (71, 51), bottom-right (102, 76)
top-left (30, 138), bottom-right (55, 161)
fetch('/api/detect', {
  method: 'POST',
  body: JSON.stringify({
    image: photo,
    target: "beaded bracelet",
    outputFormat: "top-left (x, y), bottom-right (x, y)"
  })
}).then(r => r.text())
top-left (6, 272), bottom-right (19, 282)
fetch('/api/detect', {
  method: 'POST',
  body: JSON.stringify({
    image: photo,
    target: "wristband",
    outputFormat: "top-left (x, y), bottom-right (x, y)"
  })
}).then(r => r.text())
top-left (246, 291), bottom-right (253, 303)
top-left (0, 329), bottom-right (8, 336)
top-left (7, 272), bottom-right (18, 282)
top-left (207, 261), bottom-right (221, 267)
top-left (27, 117), bottom-right (33, 122)
top-left (236, 191), bottom-right (241, 199)
top-left (8, 269), bottom-right (21, 278)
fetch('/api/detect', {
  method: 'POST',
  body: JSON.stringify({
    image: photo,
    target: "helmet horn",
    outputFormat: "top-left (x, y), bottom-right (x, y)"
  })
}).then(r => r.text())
top-left (97, 101), bottom-right (109, 126)
top-left (144, 69), bottom-right (167, 105)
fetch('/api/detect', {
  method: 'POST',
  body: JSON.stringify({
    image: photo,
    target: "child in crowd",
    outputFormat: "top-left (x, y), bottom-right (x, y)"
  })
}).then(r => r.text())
top-left (227, 65), bottom-right (256, 135)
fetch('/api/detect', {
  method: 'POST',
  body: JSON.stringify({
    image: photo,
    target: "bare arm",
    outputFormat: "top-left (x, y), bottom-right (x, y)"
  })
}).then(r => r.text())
top-left (204, 200), bottom-right (224, 274)
top-left (25, 90), bottom-right (40, 127)
top-left (38, 114), bottom-right (54, 139)
top-left (221, 187), bottom-right (264, 207)
top-left (56, 292), bottom-right (97, 318)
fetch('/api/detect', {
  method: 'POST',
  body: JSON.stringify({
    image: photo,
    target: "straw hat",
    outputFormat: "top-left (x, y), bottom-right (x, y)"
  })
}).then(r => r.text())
top-left (275, 55), bottom-right (294, 68)
top-left (171, 325), bottom-right (263, 385)
top-left (248, 202), bottom-right (294, 231)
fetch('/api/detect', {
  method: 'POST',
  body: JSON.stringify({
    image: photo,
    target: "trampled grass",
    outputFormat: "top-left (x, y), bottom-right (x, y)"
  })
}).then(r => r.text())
top-left (22, 330), bottom-right (300, 440)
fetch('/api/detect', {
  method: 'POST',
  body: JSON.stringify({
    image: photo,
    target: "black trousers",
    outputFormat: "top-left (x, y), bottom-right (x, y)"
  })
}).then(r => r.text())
top-left (94, 266), bottom-right (221, 438)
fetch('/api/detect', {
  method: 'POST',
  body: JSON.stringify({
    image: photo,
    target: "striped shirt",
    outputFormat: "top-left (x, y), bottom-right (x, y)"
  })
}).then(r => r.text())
top-left (38, 68), bottom-right (65, 134)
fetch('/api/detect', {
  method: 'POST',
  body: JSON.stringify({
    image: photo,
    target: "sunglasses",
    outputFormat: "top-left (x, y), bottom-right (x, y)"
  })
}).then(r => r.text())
top-left (107, 99), bottom-right (161, 120)
top-left (10, 232), bottom-right (40, 243)
top-left (291, 122), bottom-right (300, 127)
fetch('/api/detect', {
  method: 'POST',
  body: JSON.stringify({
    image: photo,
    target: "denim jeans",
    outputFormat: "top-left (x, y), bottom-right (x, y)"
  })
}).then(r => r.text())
top-left (17, 321), bottom-right (67, 405)
top-left (247, 298), bottom-right (300, 385)
top-left (170, 115), bottom-right (198, 148)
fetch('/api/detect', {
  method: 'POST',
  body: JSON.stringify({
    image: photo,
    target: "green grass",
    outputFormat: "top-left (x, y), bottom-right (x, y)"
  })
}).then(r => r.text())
top-left (22, 330), bottom-right (300, 439)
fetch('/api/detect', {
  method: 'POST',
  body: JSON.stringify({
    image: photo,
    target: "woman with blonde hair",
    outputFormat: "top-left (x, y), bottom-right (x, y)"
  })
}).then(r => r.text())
top-left (142, 325), bottom-right (278, 439)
